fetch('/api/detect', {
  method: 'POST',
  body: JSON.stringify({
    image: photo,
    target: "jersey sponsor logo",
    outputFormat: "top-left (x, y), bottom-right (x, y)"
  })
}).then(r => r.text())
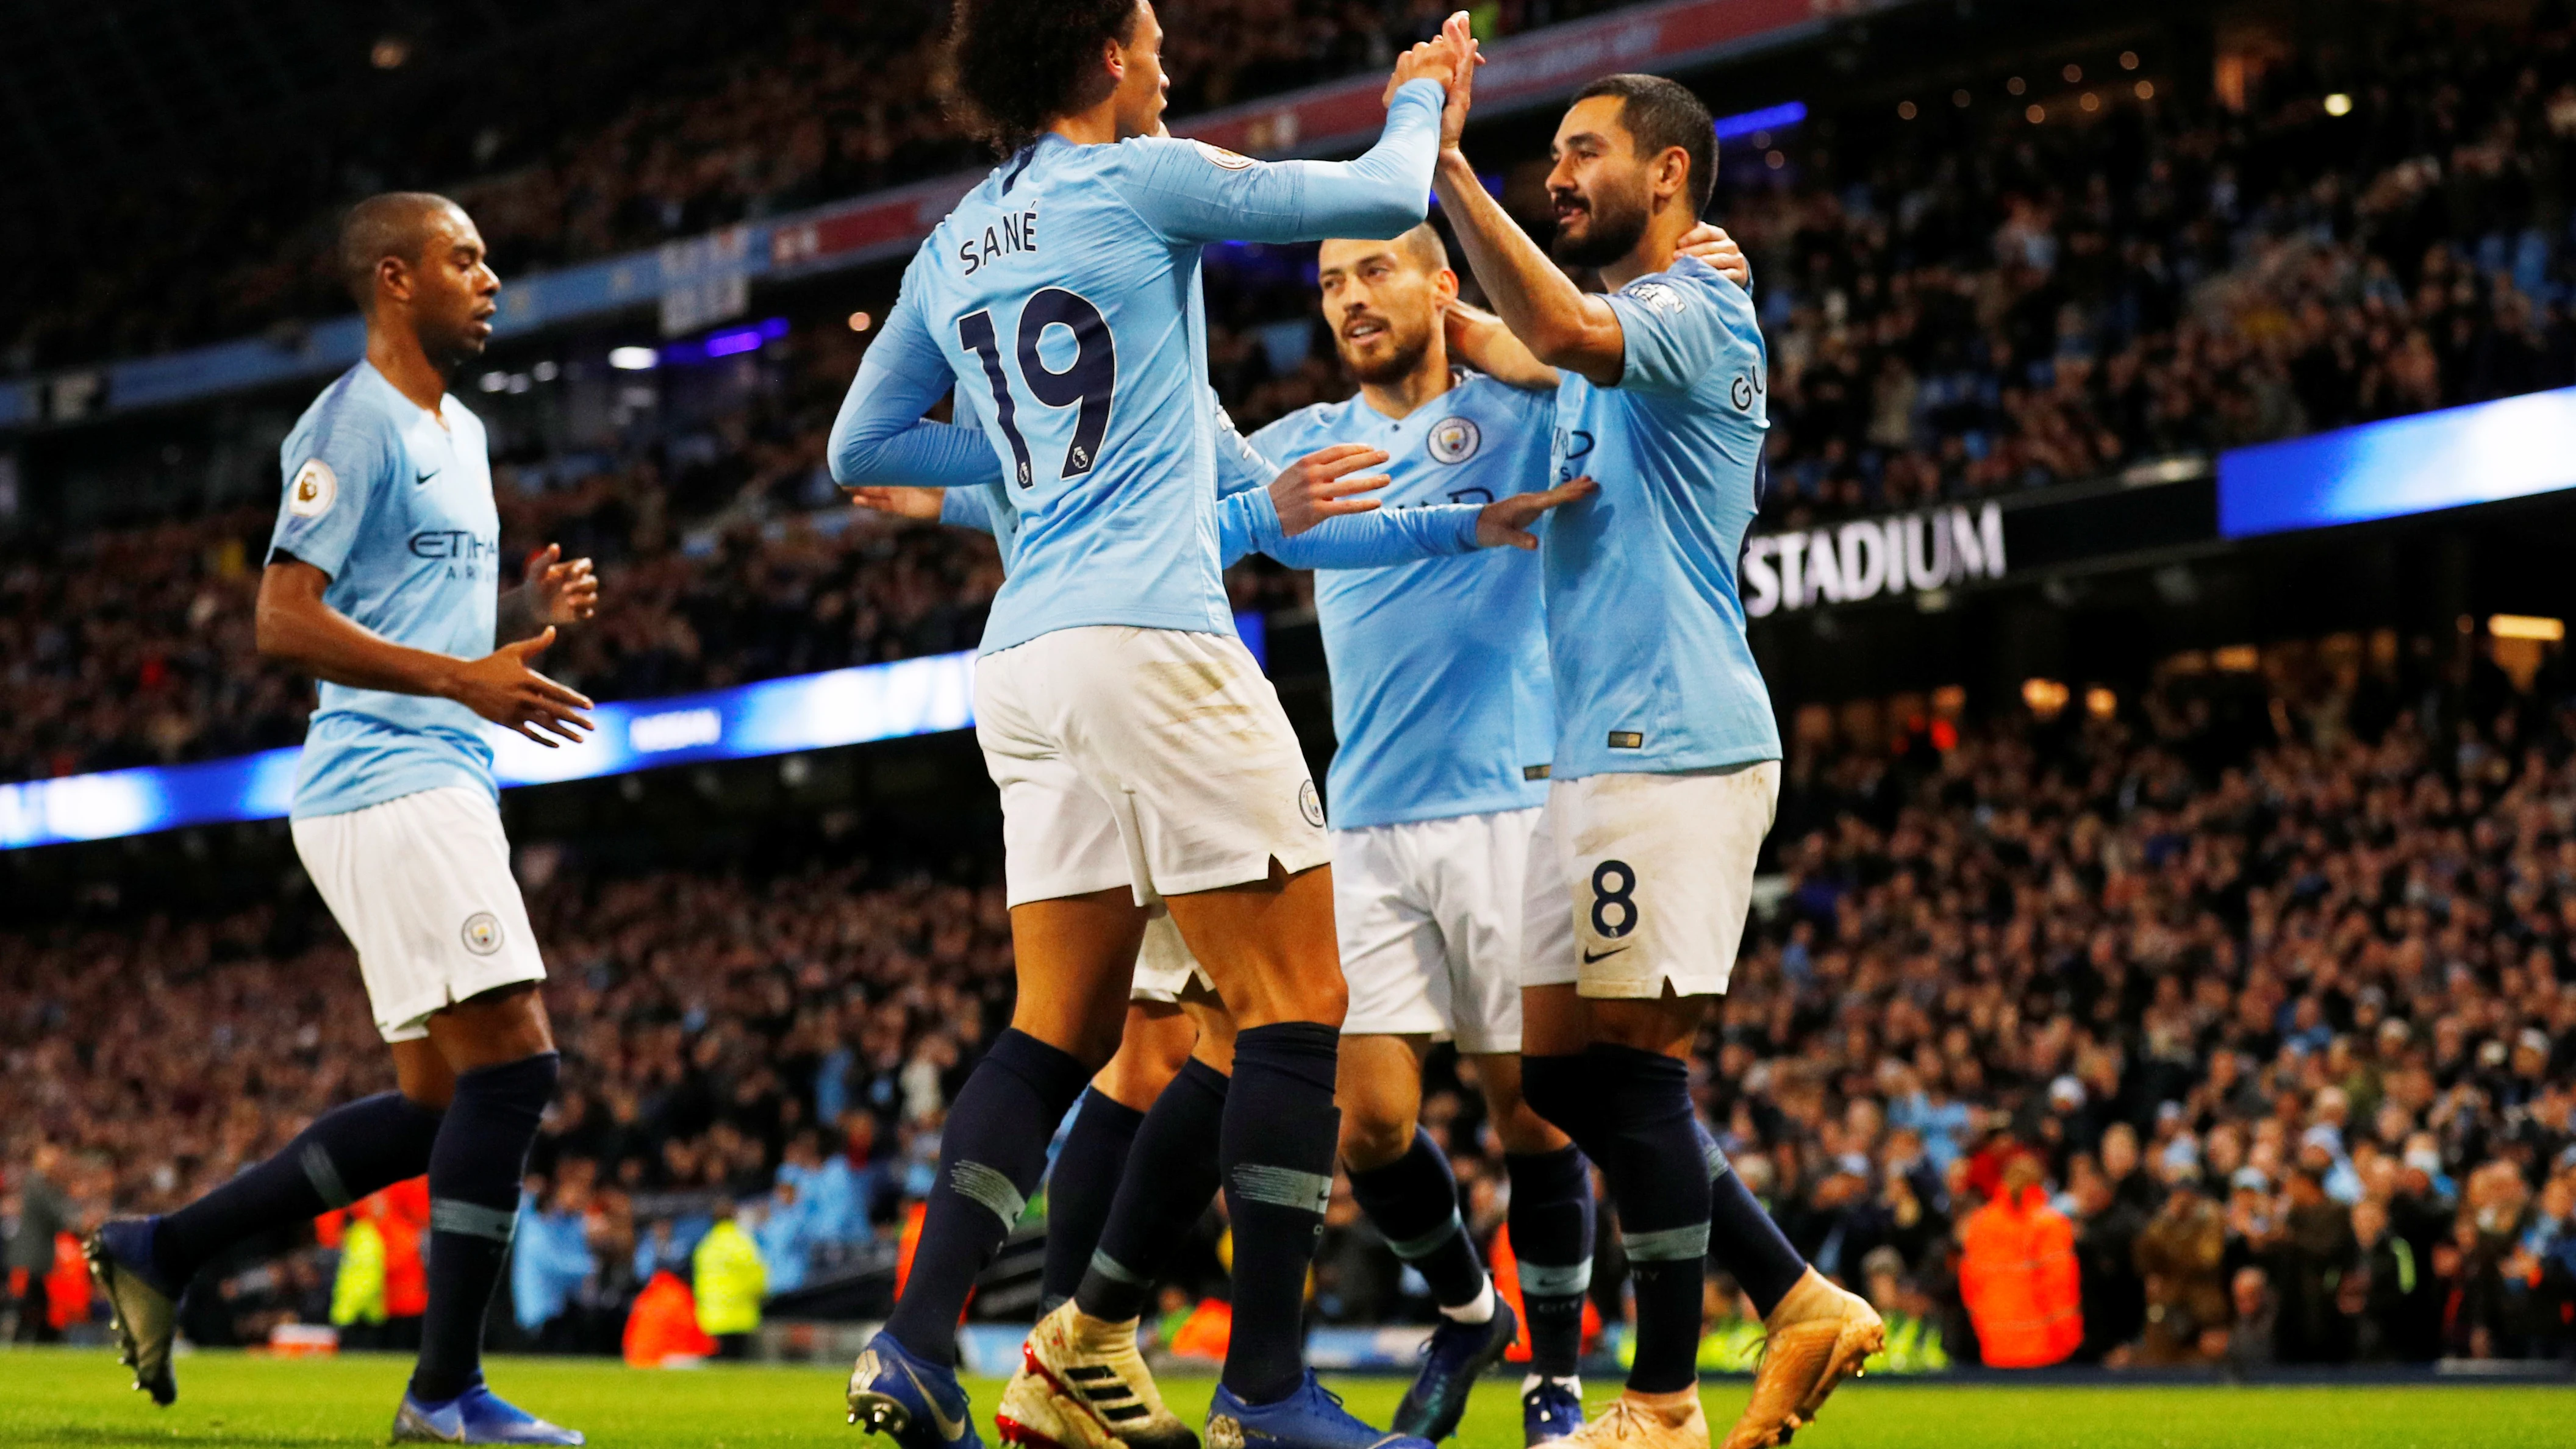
top-left (1426, 415), bottom-right (1481, 463)
top-left (408, 530), bottom-right (498, 561)
top-left (287, 459), bottom-right (337, 518)
top-left (460, 911), bottom-right (504, 956)
top-left (1621, 279), bottom-right (1686, 317)
top-left (1192, 140), bottom-right (1256, 170)
top-left (1731, 374), bottom-right (1756, 410)
top-left (1298, 779), bottom-right (1326, 828)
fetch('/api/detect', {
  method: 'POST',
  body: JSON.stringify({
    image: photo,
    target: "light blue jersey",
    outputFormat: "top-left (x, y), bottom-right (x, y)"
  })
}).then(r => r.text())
top-left (1251, 374), bottom-right (1556, 829)
top-left (268, 362), bottom-right (501, 818)
top-left (1545, 256), bottom-right (1779, 779)
top-left (831, 80), bottom-right (1447, 656)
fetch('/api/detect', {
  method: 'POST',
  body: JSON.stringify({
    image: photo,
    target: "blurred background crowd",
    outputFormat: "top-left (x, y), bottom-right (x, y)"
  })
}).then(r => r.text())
top-left (13, 653), bottom-right (2576, 1366)
top-left (12, 3), bottom-right (2576, 777)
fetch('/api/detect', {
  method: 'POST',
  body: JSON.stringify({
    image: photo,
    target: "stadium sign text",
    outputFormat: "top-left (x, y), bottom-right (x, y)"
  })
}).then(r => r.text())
top-left (1742, 501), bottom-right (2006, 617)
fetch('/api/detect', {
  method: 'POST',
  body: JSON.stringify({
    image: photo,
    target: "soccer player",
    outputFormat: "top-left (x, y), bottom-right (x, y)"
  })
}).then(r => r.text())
top-left (1432, 73), bottom-right (1884, 1449)
top-left (828, 2), bottom-right (1482, 1447)
top-left (84, 192), bottom-right (596, 1447)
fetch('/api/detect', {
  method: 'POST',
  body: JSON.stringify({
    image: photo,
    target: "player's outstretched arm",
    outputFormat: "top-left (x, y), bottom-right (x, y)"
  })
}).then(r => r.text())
top-left (496, 542), bottom-right (598, 644)
top-left (257, 559), bottom-right (594, 746)
top-left (1473, 476), bottom-right (1597, 550)
top-left (1120, 15), bottom-right (1474, 246)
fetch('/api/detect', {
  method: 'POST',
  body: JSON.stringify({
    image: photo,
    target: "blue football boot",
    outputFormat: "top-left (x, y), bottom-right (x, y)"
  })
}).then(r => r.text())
top-left (85, 1218), bottom-right (181, 1407)
top-left (848, 1330), bottom-right (985, 1449)
top-left (1519, 1378), bottom-right (1585, 1447)
top-left (1205, 1371), bottom-right (1434, 1449)
top-left (1392, 1297), bottom-right (1519, 1442)
top-left (391, 1376), bottom-right (585, 1445)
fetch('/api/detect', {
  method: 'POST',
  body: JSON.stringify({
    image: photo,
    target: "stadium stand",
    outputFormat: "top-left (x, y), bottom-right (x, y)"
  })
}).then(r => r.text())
top-left (11, 3), bottom-right (2576, 785)
top-left (9, 662), bottom-right (2576, 1362)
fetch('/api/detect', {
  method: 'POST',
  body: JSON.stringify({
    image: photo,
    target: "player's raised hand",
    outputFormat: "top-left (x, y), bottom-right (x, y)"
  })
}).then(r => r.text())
top-left (1436, 10), bottom-right (1483, 153)
top-left (847, 485), bottom-right (947, 520)
top-left (524, 542), bottom-right (599, 625)
top-left (1271, 444), bottom-right (1392, 537)
top-left (448, 627), bottom-right (596, 747)
top-left (1475, 476), bottom-right (1597, 550)
top-left (1678, 223), bottom-right (1753, 288)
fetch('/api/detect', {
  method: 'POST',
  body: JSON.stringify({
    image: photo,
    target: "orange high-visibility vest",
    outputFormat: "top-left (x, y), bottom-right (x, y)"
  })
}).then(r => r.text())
top-left (624, 1270), bottom-right (720, 1367)
top-left (1957, 1189), bottom-right (2082, 1367)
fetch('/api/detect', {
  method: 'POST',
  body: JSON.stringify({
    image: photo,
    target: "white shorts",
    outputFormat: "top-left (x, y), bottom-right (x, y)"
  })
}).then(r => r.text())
top-left (1522, 764), bottom-right (1780, 999)
top-left (290, 785), bottom-right (547, 1043)
top-left (1335, 807), bottom-right (1561, 1054)
top-left (1129, 913), bottom-right (1214, 1004)
top-left (976, 626), bottom-right (1331, 908)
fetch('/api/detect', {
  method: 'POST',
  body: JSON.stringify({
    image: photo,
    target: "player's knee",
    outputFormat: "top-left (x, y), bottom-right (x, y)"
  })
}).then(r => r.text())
top-left (1492, 1098), bottom-right (1568, 1156)
top-left (1337, 1097), bottom-right (1415, 1172)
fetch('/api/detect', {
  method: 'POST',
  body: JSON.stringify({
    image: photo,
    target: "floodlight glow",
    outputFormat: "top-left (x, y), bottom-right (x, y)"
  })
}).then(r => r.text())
top-left (2218, 386), bottom-right (2576, 538)
top-left (608, 346), bottom-right (659, 370)
top-left (1714, 102), bottom-right (1806, 141)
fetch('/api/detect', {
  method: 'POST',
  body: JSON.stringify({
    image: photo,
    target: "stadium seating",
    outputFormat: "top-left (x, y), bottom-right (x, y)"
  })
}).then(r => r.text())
top-left (8, 669), bottom-right (2576, 1361)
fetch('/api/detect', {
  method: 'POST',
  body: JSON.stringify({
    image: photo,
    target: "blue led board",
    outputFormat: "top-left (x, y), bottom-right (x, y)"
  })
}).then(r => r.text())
top-left (0, 614), bottom-right (1268, 851)
top-left (2218, 385), bottom-right (2576, 539)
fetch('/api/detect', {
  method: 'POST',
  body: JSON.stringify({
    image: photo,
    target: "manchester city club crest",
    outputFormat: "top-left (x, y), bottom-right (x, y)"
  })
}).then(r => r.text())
top-left (1427, 415), bottom-right (1481, 463)
top-left (461, 911), bottom-right (505, 955)
top-left (1298, 779), bottom-right (1326, 828)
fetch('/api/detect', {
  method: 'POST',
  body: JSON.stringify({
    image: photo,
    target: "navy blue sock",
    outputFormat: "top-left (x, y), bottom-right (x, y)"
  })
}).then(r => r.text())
top-left (884, 1029), bottom-right (1090, 1364)
top-left (1348, 1128), bottom-right (1486, 1313)
top-left (1040, 1089), bottom-right (1148, 1311)
top-left (1587, 1045), bottom-right (1710, 1395)
top-left (1695, 1118), bottom-right (1806, 1318)
top-left (1078, 1058), bottom-right (1228, 1323)
top-left (152, 1091), bottom-right (443, 1287)
top-left (1220, 1022), bottom-right (1342, 1405)
top-left (412, 1052), bottom-right (558, 1403)
top-left (1506, 1145), bottom-right (1594, 1379)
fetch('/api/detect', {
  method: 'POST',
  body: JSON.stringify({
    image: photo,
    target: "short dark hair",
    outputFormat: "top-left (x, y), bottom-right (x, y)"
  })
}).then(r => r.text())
top-left (951, 0), bottom-right (1141, 152)
top-left (338, 192), bottom-right (460, 310)
top-left (1573, 73), bottom-right (1716, 217)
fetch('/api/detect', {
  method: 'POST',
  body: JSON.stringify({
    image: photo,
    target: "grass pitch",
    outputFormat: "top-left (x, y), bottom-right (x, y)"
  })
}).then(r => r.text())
top-left (0, 1348), bottom-right (2565, 1449)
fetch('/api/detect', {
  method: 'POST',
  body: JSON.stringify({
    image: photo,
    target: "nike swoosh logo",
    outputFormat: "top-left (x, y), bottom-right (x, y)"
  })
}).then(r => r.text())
top-left (414, 471), bottom-right (438, 486)
top-left (901, 1359), bottom-right (968, 1442)
top-left (1582, 946), bottom-right (1630, 964)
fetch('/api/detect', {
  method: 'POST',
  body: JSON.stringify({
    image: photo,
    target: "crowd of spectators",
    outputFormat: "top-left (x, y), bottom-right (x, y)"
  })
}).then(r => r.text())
top-left (1201, 4), bottom-right (2576, 535)
top-left (10, 638), bottom-right (2576, 1367)
top-left (16, 6), bottom-right (2576, 779)
top-left (5, 0), bottom-right (1649, 375)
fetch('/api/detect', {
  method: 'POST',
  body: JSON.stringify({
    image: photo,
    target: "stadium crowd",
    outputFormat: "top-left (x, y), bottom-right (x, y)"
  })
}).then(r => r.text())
top-left (10, 647), bottom-right (2576, 1368)
top-left (4, 0), bottom-right (1651, 375)
top-left (14, 5), bottom-right (2576, 784)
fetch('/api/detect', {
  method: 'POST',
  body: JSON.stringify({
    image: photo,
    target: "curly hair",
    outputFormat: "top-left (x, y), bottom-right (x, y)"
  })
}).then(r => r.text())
top-left (950, 0), bottom-right (1142, 153)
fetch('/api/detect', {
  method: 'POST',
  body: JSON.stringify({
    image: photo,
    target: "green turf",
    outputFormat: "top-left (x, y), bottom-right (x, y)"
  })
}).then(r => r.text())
top-left (0, 1347), bottom-right (2566, 1449)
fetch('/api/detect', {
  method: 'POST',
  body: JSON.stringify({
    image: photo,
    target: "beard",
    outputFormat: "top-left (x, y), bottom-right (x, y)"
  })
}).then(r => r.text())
top-left (1342, 323), bottom-right (1432, 386)
top-left (1550, 189), bottom-right (1650, 268)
